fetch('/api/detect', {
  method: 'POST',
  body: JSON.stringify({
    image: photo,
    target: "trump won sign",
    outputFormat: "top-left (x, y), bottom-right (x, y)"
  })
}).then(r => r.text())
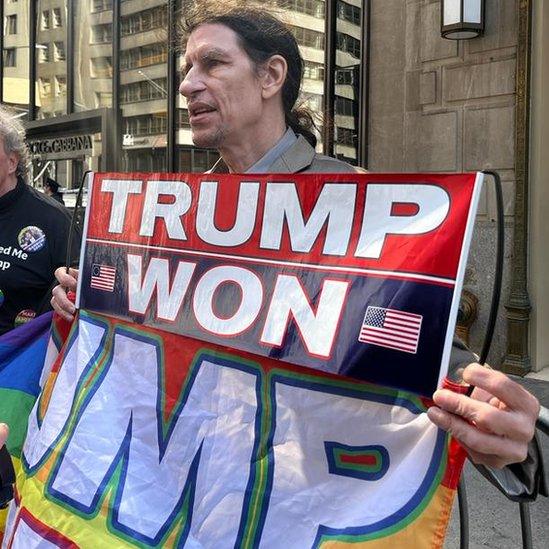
top-left (5, 172), bottom-right (480, 549)
top-left (76, 172), bottom-right (482, 396)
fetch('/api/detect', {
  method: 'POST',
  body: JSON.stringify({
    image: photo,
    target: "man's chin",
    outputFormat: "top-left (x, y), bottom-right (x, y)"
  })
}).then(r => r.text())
top-left (191, 129), bottom-right (223, 150)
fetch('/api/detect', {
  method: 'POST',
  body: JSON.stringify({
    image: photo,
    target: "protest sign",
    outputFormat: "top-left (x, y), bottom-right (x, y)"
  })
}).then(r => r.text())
top-left (4, 172), bottom-right (480, 548)
top-left (78, 172), bottom-right (482, 396)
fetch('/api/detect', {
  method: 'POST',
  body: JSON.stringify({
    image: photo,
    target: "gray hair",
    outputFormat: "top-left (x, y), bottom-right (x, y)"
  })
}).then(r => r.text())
top-left (0, 105), bottom-right (29, 179)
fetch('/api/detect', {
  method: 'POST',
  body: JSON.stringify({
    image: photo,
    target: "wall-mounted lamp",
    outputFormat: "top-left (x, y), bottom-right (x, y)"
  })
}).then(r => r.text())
top-left (441, 0), bottom-right (485, 40)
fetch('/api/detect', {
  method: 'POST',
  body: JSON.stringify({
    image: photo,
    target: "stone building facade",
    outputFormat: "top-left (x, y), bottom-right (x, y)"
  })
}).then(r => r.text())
top-left (367, 0), bottom-right (545, 372)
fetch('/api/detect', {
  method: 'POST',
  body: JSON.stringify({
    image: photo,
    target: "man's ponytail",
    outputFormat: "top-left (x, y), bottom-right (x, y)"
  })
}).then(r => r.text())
top-left (285, 108), bottom-right (317, 148)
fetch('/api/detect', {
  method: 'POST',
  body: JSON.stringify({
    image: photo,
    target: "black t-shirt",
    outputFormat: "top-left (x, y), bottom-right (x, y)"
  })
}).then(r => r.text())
top-left (0, 178), bottom-right (76, 335)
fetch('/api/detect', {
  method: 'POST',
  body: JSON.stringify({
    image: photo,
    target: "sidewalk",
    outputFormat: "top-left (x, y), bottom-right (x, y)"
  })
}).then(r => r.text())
top-left (444, 367), bottom-right (549, 548)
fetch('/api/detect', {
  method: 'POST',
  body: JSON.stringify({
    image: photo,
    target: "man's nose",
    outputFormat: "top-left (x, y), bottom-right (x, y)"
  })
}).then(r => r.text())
top-left (179, 69), bottom-right (204, 98)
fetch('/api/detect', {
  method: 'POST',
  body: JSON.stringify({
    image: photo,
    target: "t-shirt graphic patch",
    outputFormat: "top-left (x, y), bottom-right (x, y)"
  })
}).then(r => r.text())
top-left (18, 226), bottom-right (46, 252)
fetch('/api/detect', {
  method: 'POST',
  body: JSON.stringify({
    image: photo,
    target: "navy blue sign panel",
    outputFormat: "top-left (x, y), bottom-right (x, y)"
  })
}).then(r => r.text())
top-left (79, 241), bottom-right (454, 396)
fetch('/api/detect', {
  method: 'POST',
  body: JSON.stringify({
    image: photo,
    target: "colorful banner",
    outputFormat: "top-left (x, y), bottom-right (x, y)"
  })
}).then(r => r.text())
top-left (0, 312), bottom-right (55, 538)
top-left (3, 173), bottom-right (478, 547)
top-left (6, 312), bottom-right (466, 548)
top-left (77, 172), bottom-right (482, 396)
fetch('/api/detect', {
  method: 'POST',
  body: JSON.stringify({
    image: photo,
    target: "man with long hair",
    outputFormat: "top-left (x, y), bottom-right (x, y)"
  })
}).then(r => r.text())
top-left (51, 1), bottom-right (544, 498)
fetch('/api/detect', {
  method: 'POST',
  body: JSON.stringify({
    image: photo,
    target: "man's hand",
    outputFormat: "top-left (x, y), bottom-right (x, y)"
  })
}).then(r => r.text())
top-left (427, 363), bottom-right (539, 469)
top-left (0, 424), bottom-right (8, 448)
top-left (51, 267), bottom-right (79, 322)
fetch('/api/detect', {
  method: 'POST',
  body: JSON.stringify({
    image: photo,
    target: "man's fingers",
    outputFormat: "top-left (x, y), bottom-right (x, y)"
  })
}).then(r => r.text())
top-left (463, 364), bottom-right (540, 416)
top-left (427, 407), bottom-right (528, 464)
top-left (432, 389), bottom-right (536, 441)
top-left (457, 441), bottom-right (508, 469)
top-left (51, 285), bottom-right (75, 321)
top-left (54, 266), bottom-right (79, 290)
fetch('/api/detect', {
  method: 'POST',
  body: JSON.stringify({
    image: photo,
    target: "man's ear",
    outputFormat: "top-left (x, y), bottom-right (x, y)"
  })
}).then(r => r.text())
top-left (261, 54), bottom-right (287, 100)
top-left (8, 151), bottom-right (19, 175)
top-left (6, 151), bottom-right (18, 176)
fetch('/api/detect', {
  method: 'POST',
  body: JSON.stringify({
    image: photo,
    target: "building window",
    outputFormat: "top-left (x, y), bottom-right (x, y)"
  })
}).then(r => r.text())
top-left (55, 76), bottom-right (67, 96)
top-left (52, 8), bottom-right (62, 28)
top-left (3, 48), bottom-right (16, 67)
top-left (289, 25), bottom-right (325, 50)
top-left (37, 44), bottom-right (50, 63)
top-left (120, 78), bottom-right (168, 103)
top-left (277, 0), bottom-right (325, 18)
top-left (53, 41), bottom-right (66, 61)
top-left (178, 147), bottom-right (219, 173)
top-left (336, 127), bottom-right (356, 146)
top-left (95, 91), bottom-right (112, 107)
top-left (90, 57), bottom-right (113, 78)
top-left (5, 14), bottom-right (17, 35)
top-left (120, 43), bottom-right (168, 70)
top-left (335, 96), bottom-right (356, 117)
top-left (336, 32), bottom-right (361, 58)
top-left (121, 6), bottom-right (168, 36)
top-left (38, 77), bottom-right (52, 97)
top-left (91, 0), bottom-right (113, 13)
top-left (335, 66), bottom-right (356, 85)
top-left (303, 61), bottom-right (325, 81)
top-left (91, 24), bottom-right (113, 44)
top-left (124, 114), bottom-right (167, 137)
top-left (179, 109), bottom-right (190, 127)
top-left (337, 0), bottom-right (361, 26)
top-left (41, 10), bottom-right (50, 30)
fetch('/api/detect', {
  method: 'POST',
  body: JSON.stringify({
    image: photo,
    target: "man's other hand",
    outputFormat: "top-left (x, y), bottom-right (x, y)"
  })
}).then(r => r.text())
top-left (427, 363), bottom-right (539, 469)
top-left (51, 267), bottom-right (79, 322)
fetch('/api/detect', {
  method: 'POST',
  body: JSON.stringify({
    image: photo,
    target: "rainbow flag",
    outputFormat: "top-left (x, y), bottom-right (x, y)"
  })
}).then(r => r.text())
top-left (0, 312), bottom-right (72, 542)
top-left (0, 313), bottom-right (52, 537)
top-left (3, 312), bottom-right (467, 548)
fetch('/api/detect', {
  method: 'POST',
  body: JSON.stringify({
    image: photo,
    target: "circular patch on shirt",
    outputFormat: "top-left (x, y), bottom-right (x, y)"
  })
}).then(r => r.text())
top-left (0, 290), bottom-right (4, 308)
top-left (14, 309), bottom-right (36, 327)
top-left (18, 226), bottom-right (46, 253)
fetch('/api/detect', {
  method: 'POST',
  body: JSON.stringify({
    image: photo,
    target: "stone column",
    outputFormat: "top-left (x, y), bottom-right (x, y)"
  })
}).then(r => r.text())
top-left (502, 0), bottom-right (532, 375)
top-left (527, 0), bottom-right (549, 372)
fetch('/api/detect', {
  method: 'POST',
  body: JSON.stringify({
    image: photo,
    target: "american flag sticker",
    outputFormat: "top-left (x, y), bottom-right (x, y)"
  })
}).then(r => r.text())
top-left (90, 264), bottom-right (116, 292)
top-left (358, 306), bottom-right (422, 354)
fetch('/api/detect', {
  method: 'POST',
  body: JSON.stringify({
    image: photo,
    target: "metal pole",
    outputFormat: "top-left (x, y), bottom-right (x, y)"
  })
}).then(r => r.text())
top-left (112, 0), bottom-right (121, 171)
top-left (322, 0), bottom-right (336, 156)
top-left (167, 0), bottom-right (177, 172)
top-left (66, 0), bottom-right (75, 113)
top-left (29, 0), bottom-right (37, 121)
top-left (458, 476), bottom-right (469, 549)
top-left (519, 502), bottom-right (533, 549)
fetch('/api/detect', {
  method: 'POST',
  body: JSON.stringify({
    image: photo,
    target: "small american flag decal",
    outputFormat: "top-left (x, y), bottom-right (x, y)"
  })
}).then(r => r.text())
top-left (90, 264), bottom-right (116, 292)
top-left (358, 306), bottom-right (422, 354)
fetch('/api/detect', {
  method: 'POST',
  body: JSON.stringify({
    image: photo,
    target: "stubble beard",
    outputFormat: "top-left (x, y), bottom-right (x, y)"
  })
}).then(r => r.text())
top-left (191, 125), bottom-right (226, 150)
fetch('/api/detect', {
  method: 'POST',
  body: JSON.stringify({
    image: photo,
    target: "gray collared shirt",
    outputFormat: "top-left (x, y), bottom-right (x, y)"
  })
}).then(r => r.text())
top-left (245, 128), bottom-right (298, 173)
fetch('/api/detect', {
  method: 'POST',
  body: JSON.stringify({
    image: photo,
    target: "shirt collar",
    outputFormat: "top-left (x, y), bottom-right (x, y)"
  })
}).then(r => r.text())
top-left (246, 128), bottom-right (298, 173)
